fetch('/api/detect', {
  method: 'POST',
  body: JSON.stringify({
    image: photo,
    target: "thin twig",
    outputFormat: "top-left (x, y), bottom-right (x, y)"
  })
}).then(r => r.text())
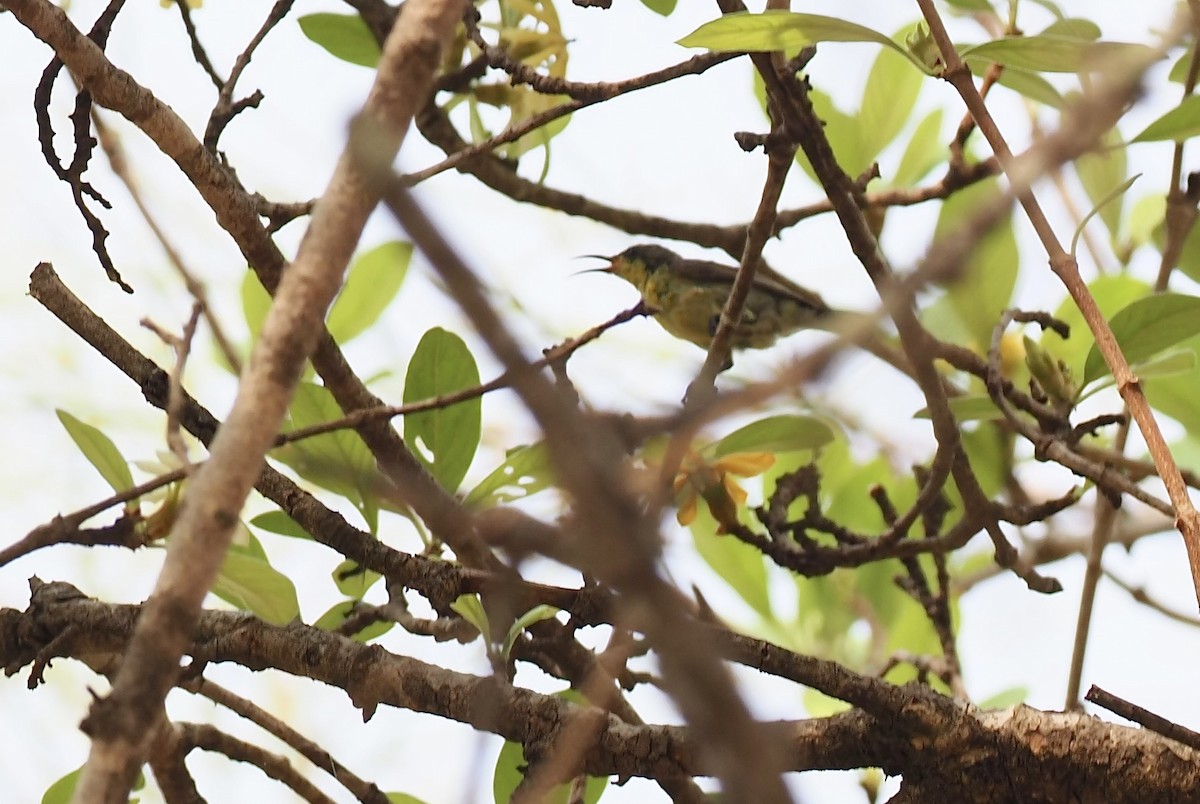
top-left (1085, 685), bottom-right (1200, 752)
top-left (91, 111), bottom-right (243, 374)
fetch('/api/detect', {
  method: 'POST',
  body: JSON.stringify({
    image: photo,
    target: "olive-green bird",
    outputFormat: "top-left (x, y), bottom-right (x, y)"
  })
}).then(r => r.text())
top-left (583, 244), bottom-right (834, 351)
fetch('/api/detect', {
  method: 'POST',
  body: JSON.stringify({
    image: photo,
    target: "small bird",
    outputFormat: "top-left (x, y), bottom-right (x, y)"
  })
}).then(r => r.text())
top-left (582, 244), bottom-right (833, 351)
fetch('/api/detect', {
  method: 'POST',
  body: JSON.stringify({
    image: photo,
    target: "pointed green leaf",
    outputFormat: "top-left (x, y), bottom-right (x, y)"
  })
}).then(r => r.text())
top-left (1174, 219), bottom-right (1200, 285)
top-left (314, 601), bottom-right (394, 642)
top-left (1134, 349), bottom-right (1197, 379)
top-left (1169, 51), bottom-right (1194, 84)
top-left (1083, 294), bottom-right (1200, 385)
top-left (962, 36), bottom-right (1154, 74)
top-left (1127, 194), bottom-right (1166, 249)
top-left (714, 415), bottom-right (834, 457)
top-left (463, 442), bottom-right (554, 507)
top-left (404, 328), bottom-right (481, 494)
top-left (1143, 338), bottom-right (1200, 435)
top-left (493, 716), bottom-right (607, 804)
top-left (932, 180), bottom-right (1018, 349)
top-left (327, 241), bottom-right (412, 344)
top-left (333, 559), bottom-right (381, 599)
top-left (298, 13), bottom-right (380, 68)
top-left (275, 382), bottom-right (378, 511)
top-left (979, 686), bottom-right (1029, 709)
top-left (1039, 18), bottom-right (1100, 41)
top-left (249, 510), bottom-right (312, 540)
top-left (892, 108), bottom-right (945, 187)
top-left (795, 88), bottom-right (869, 181)
top-left (803, 688), bottom-right (852, 717)
top-left (451, 593), bottom-right (489, 639)
top-left (859, 32), bottom-right (925, 160)
top-left (1133, 95), bottom-right (1200, 143)
top-left (501, 604), bottom-right (560, 658)
top-left (1075, 130), bottom-right (1129, 242)
top-left (1052, 274), bottom-right (1150, 379)
top-left (641, 0), bottom-right (677, 15)
top-left (241, 269), bottom-right (272, 343)
top-left (993, 68), bottom-right (1064, 107)
top-left (213, 541), bottom-right (300, 625)
top-left (56, 410), bottom-right (134, 494)
top-left (41, 767), bottom-right (81, 804)
top-left (678, 11), bottom-right (920, 70)
top-left (1070, 174), bottom-right (1139, 257)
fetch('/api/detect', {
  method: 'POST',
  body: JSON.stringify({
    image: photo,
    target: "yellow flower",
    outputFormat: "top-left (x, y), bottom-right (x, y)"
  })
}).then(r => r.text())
top-left (673, 451), bottom-right (775, 533)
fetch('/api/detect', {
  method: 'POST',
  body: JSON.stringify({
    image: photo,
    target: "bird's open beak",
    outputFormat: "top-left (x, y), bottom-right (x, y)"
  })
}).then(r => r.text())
top-left (572, 255), bottom-right (615, 276)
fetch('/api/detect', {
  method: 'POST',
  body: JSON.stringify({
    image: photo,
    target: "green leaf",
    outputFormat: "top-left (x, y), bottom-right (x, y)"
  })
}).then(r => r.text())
top-left (1143, 340), bottom-right (1200, 435)
top-left (791, 571), bottom-right (861, 655)
top-left (891, 108), bottom-right (945, 187)
top-left (1133, 95), bottom-right (1200, 143)
top-left (42, 767), bottom-right (81, 804)
top-left (1169, 51), bottom-right (1194, 84)
top-left (502, 91), bottom-right (573, 164)
top-left (1083, 294), bottom-right (1200, 385)
top-left (931, 180), bottom-right (1018, 349)
top-left (1052, 275), bottom-right (1150, 380)
top-left (332, 559), bottom-right (381, 599)
top-left (493, 696), bottom-right (608, 804)
top-left (978, 686), bottom-right (1029, 709)
top-left (463, 442), bottom-right (555, 507)
top-left (451, 594), bottom-right (489, 640)
top-left (859, 32), bottom-right (925, 160)
top-left (714, 415), bottom-right (834, 456)
top-left (386, 795), bottom-right (429, 804)
top-left (961, 36), bottom-right (1154, 74)
top-left (1070, 174), bottom-right (1139, 257)
top-left (943, 0), bottom-right (992, 9)
top-left (803, 688), bottom-right (852, 717)
top-left (1175, 220), bottom-right (1200, 285)
top-left (213, 540), bottom-right (300, 625)
top-left (961, 424), bottom-right (1007, 498)
top-left (795, 88), bottom-right (869, 181)
top-left (314, 601), bottom-right (394, 642)
top-left (641, 0), bottom-right (676, 15)
top-left (991, 68), bottom-right (1063, 107)
top-left (56, 410), bottom-right (134, 494)
top-left (242, 269), bottom-right (272, 343)
top-left (1127, 194), bottom-right (1166, 250)
top-left (501, 604), bottom-right (560, 658)
top-left (404, 329), bottom-right (482, 494)
top-left (249, 510), bottom-right (312, 540)
top-left (298, 13), bottom-right (380, 68)
top-left (1026, 0), bottom-right (1066, 18)
top-left (1075, 130), bottom-right (1129, 243)
top-left (1134, 349), bottom-right (1197, 379)
top-left (327, 241), bottom-right (412, 344)
top-left (1039, 18), bottom-right (1100, 41)
top-left (274, 382), bottom-right (378, 514)
top-left (678, 11), bottom-right (920, 69)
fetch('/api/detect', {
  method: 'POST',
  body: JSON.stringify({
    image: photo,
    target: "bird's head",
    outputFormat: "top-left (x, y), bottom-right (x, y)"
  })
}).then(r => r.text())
top-left (578, 244), bottom-right (681, 291)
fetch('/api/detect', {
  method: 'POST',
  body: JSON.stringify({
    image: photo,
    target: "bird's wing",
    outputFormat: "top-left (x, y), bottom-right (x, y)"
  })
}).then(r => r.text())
top-left (672, 258), bottom-right (830, 313)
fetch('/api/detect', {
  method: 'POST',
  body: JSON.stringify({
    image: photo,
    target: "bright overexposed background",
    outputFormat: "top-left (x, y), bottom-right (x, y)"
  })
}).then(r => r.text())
top-left (2, 1), bottom-right (1197, 801)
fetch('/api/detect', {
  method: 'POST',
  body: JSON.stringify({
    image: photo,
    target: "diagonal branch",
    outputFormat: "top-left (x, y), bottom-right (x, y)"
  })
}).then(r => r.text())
top-left (915, 0), bottom-right (1200, 607)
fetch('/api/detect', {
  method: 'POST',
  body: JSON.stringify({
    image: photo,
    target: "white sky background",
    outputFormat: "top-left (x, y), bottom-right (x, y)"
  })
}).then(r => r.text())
top-left (1, 0), bottom-right (1197, 801)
